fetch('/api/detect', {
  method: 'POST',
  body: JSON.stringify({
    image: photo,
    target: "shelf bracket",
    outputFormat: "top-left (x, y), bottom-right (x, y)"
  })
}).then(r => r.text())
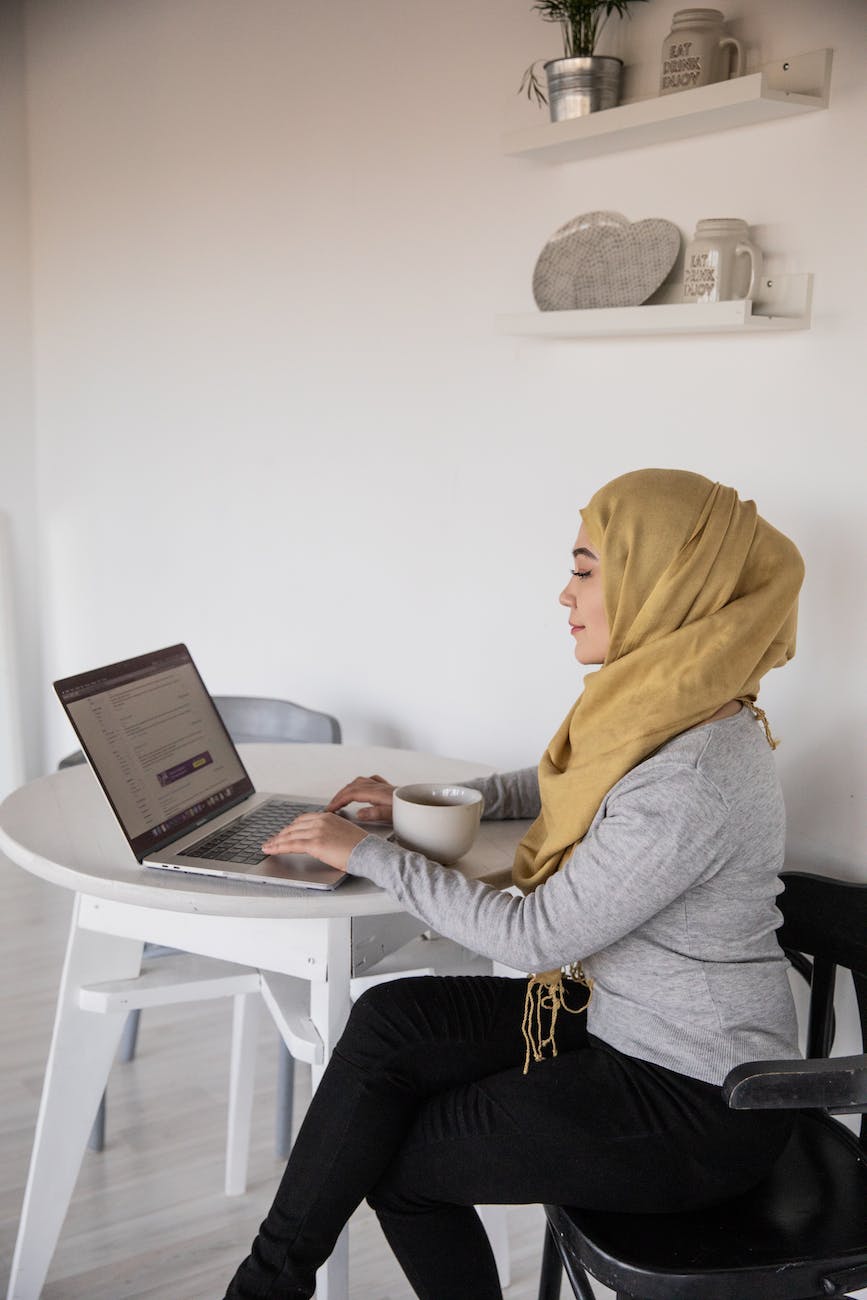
top-left (750, 273), bottom-right (813, 321)
top-left (761, 49), bottom-right (833, 104)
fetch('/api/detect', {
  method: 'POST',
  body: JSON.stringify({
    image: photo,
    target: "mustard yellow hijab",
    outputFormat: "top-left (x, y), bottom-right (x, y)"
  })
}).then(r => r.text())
top-left (514, 469), bottom-right (804, 892)
top-left (514, 469), bottom-right (804, 1065)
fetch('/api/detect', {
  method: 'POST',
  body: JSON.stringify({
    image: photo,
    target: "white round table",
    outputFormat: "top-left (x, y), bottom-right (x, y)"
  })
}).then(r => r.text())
top-left (0, 744), bottom-right (527, 1300)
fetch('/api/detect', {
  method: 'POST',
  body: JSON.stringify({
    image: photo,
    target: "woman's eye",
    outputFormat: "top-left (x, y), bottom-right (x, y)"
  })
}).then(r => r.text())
top-left (570, 569), bottom-right (592, 580)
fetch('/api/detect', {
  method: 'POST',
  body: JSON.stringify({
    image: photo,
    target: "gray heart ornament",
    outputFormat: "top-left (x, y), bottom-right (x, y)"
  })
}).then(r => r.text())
top-left (533, 211), bottom-right (681, 311)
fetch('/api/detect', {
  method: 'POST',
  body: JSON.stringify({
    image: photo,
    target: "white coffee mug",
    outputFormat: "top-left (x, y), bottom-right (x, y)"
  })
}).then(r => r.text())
top-left (681, 218), bottom-right (762, 303)
top-left (392, 784), bottom-right (484, 865)
top-left (660, 8), bottom-right (743, 95)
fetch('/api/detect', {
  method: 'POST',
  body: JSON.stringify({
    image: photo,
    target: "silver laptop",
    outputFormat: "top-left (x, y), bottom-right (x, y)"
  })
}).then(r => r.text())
top-left (53, 643), bottom-right (347, 890)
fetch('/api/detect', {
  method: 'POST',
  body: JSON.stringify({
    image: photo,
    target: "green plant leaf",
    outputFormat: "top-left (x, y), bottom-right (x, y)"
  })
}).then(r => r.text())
top-left (519, 60), bottom-right (549, 106)
top-left (528, 0), bottom-right (648, 58)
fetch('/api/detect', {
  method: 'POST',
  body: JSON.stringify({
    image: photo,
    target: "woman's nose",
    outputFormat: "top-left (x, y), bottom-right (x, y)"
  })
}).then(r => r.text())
top-left (559, 582), bottom-right (576, 607)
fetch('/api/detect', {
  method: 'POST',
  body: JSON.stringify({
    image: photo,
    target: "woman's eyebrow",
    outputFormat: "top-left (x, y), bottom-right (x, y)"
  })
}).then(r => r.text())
top-left (572, 546), bottom-right (598, 560)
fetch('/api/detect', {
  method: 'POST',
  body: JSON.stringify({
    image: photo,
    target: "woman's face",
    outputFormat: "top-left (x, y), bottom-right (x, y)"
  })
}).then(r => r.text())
top-left (559, 521), bottom-right (610, 665)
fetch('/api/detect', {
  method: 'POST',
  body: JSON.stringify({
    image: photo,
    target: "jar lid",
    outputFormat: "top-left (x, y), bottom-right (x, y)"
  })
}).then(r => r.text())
top-left (696, 217), bottom-right (749, 229)
top-left (671, 9), bottom-right (726, 23)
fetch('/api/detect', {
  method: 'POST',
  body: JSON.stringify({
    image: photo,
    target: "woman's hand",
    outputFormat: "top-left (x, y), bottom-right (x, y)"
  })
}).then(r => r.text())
top-left (325, 774), bottom-right (396, 825)
top-left (261, 812), bottom-right (367, 873)
top-left (261, 775), bottom-right (396, 872)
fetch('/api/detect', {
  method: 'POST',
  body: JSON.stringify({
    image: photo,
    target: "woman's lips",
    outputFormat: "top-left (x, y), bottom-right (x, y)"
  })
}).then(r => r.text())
top-left (570, 624), bottom-right (585, 635)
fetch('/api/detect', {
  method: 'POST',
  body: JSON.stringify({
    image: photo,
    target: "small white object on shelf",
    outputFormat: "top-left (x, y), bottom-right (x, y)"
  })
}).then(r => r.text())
top-left (658, 8), bottom-right (743, 96)
top-left (503, 49), bottom-right (832, 164)
top-left (498, 273), bottom-right (813, 339)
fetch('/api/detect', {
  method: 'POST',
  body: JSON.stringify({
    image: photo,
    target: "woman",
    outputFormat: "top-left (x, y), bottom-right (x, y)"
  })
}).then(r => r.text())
top-left (224, 468), bottom-right (804, 1300)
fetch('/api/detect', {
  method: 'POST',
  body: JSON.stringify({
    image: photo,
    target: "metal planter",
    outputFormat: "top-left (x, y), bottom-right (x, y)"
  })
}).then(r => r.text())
top-left (544, 56), bottom-right (623, 120)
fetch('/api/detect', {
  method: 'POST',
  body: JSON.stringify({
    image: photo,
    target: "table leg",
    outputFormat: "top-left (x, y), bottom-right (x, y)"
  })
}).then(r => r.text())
top-left (255, 919), bottom-right (352, 1300)
top-left (310, 917), bottom-right (352, 1300)
top-left (7, 896), bottom-right (143, 1300)
top-left (225, 991), bottom-right (261, 1196)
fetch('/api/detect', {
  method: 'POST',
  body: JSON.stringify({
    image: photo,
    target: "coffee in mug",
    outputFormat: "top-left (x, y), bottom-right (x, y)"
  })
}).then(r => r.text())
top-left (392, 784), bottom-right (484, 865)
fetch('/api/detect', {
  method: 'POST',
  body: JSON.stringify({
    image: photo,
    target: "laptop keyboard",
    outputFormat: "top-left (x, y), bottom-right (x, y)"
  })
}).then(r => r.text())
top-left (184, 798), bottom-right (322, 865)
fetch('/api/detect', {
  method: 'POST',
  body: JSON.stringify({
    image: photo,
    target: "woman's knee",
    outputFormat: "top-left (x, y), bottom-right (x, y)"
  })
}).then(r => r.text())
top-left (337, 974), bottom-right (520, 1079)
top-left (366, 1161), bottom-right (432, 1217)
top-left (336, 976), bottom-right (441, 1070)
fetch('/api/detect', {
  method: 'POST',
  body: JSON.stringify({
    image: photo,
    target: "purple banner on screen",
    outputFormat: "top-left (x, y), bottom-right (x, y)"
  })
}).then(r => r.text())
top-left (157, 751), bottom-right (213, 787)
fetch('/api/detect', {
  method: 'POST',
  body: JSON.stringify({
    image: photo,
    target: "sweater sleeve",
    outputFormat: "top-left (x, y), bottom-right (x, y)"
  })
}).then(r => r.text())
top-left (347, 762), bottom-right (730, 972)
top-left (461, 768), bottom-right (541, 820)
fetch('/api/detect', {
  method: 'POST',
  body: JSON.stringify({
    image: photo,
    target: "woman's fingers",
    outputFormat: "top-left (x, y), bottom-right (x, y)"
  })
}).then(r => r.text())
top-left (325, 778), bottom-right (367, 811)
top-left (262, 811), bottom-right (324, 850)
top-left (261, 811), bottom-right (366, 872)
top-left (325, 775), bottom-right (394, 815)
top-left (325, 784), bottom-right (364, 812)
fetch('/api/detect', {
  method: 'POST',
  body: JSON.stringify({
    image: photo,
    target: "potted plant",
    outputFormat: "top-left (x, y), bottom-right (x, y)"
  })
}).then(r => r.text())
top-left (520, 0), bottom-right (648, 121)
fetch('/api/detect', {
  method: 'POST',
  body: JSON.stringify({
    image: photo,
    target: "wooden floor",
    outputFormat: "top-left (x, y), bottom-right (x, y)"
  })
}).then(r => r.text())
top-left (0, 855), bottom-right (609, 1299)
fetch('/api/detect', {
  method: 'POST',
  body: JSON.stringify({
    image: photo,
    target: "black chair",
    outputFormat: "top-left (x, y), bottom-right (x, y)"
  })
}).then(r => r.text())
top-left (538, 871), bottom-right (867, 1300)
top-left (59, 694), bottom-right (341, 1161)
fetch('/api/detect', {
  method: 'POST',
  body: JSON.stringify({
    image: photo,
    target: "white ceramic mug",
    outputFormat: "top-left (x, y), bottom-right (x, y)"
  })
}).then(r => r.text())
top-left (660, 8), bottom-right (743, 95)
top-left (392, 784), bottom-right (484, 865)
top-left (681, 218), bottom-right (762, 303)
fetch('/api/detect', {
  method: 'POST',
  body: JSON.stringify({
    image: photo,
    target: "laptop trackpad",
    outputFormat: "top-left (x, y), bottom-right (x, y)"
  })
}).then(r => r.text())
top-left (259, 853), bottom-right (346, 888)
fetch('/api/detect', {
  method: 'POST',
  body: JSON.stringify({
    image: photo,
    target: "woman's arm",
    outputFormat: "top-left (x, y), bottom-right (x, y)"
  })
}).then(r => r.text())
top-left (460, 768), bottom-right (541, 821)
top-left (324, 769), bottom-right (541, 824)
top-left (346, 763), bottom-right (729, 971)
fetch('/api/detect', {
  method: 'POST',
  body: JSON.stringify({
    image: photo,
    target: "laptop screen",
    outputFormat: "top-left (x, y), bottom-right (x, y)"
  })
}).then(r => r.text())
top-left (54, 644), bottom-right (254, 860)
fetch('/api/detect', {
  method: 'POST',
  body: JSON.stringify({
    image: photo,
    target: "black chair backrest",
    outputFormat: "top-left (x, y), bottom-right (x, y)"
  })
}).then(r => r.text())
top-left (778, 870), bottom-right (867, 1142)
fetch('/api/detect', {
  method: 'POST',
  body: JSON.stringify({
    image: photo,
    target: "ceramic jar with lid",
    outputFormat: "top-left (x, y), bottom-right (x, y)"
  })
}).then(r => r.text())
top-left (681, 219), bottom-right (762, 303)
top-left (660, 9), bottom-right (743, 95)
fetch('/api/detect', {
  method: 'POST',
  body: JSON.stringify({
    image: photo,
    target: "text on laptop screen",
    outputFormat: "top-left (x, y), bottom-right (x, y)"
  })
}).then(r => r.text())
top-left (56, 645), bottom-right (252, 858)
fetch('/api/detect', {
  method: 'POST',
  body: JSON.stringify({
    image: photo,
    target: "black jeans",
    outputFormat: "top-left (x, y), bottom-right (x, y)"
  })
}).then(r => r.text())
top-left (224, 975), bottom-right (792, 1300)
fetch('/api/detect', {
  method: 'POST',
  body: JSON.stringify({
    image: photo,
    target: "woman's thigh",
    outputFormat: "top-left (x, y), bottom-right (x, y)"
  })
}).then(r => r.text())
top-left (368, 1034), bottom-right (792, 1217)
top-left (337, 973), bottom-right (587, 1094)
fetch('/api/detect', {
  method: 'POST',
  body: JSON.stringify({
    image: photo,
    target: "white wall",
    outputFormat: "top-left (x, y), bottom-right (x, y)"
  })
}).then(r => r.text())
top-left (20, 0), bottom-right (865, 886)
top-left (0, 0), bottom-right (40, 794)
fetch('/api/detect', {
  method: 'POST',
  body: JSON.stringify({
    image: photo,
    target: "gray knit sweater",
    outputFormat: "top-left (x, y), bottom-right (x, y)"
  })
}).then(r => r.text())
top-left (347, 707), bottom-right (800, 1084)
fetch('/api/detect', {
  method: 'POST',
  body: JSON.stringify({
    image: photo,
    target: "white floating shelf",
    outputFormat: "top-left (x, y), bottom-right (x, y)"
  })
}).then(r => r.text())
top-left (503, 50), bottom-right (832, 163)
top-left (498, 274), bottom-right (813, 339)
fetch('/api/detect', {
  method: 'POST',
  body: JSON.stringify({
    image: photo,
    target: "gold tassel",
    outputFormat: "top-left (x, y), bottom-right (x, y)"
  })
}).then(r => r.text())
top-left (521, 962), bottom-right (593, 1074)
top-left (745, 701), bottom-right (779, 750)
